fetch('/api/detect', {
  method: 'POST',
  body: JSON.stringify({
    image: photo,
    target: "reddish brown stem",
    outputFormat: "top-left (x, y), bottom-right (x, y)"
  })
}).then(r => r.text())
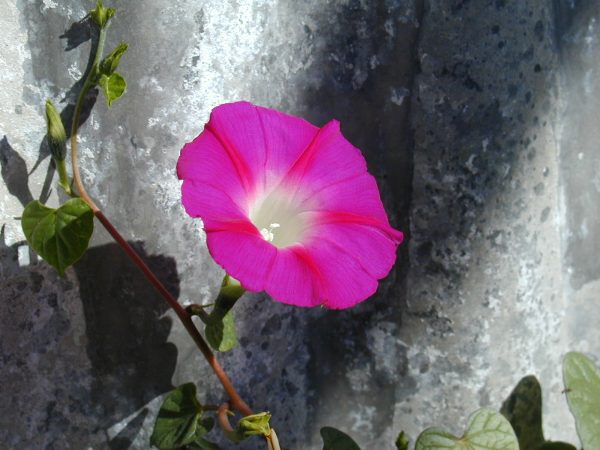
top-left (94, 210), bottom-right (252, 416)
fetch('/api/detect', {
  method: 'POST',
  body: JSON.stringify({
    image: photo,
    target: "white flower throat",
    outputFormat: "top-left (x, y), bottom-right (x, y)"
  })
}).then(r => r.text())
top-left (249, 188), bottom-right (307, 248)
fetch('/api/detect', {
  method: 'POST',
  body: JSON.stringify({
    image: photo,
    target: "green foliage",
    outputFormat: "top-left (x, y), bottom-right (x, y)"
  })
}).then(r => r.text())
top-left (202, 276), bottom-right (245, 352)
top-left (189, 438), bottom-right (220, 450)
top-left (150, 383), bottom-right (214, 450)
top-left (99, 42), bottom-right (128, 76)
top-left (395, 431), bottom-right (409, 450)
top-left (563, 352), bottom-right (600, 450)
top-left (98, 72), bottom-right (126, 107)
top-left (205, 310), bottom-right (237, 352)
top-left (90, 0), bottom-right (115, 28)
top-left (415, 408), bottom-right (518, 450)
top-left (21, 199), bottom-right (94, 275)
top-left (500, 375), bottom-right (545, 450)
top-left (320, 427), bottom-right (361, 450)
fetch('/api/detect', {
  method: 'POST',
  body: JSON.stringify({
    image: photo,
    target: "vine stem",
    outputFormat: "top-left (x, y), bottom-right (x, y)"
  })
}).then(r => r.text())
top-left (69, 24), bottom-right (252, 417)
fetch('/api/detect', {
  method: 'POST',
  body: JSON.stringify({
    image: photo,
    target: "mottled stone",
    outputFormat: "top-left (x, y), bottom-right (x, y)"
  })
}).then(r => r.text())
top-left (1, 0), bottom-right (599, 449)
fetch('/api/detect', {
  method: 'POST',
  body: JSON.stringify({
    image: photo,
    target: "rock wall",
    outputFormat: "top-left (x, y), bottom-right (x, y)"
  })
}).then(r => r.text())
top-left (1, 0), bottom-right (599, 449)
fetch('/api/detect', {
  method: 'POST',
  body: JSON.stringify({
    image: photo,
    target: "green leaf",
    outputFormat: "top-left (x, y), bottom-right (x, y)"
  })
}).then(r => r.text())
top-left (535, 442), bottom-right (578, 450)
top-left (99, 42), bottom-right (128, 76)
top-left (563, 351), bottom-right (600, 450)
top-left (500, 375), bottom-right (545, 450)
top-left (98, 72), bottom-right (126, 107)
top-left (320, 427), bottom-right (361, 450)
top-left (415, 408), bottom-right (519, 450)
top-left (190, 438), bottom-right (220, 450)
top-left (395, 431), bottom-right (409, 450)
top-left (205, 309), bottom-right (237, 352)
top-left (22, 199), bottom-right (93, 276)
top-left (150, 383), bottom-right (211, 450)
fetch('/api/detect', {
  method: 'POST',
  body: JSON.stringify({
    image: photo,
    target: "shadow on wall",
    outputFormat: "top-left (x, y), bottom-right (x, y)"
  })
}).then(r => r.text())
top-left (1, 14), bottom-right (179, 449)
top-left (74, 242), bottom-right (179, 450)
top-left (296, 0), bottom-right (424, 443)
top-left (294, 0), bottom-right (564, 446)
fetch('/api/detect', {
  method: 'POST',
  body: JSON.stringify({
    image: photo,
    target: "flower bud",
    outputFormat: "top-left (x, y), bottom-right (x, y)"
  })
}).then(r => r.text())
top-left (237, 412), bottom-right (272, 438)
top-left (90, 0), bottom-right (115, 29)
top-left (45, 99), bottom-right (66, 161)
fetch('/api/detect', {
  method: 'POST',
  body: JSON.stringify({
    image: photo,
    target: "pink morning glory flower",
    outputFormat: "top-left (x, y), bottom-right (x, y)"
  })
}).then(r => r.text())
top-left (177, 102), bottom-right (403, 309)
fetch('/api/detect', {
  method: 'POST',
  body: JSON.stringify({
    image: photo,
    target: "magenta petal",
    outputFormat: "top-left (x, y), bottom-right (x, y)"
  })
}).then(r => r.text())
top-left (302, 173), bottom-right (390, 224)
top-left (264, 246), bottom-right (321, 307)
top-left (308, 222), bottom-right (400, 279)
top-left (205, 102), bottom-right (268, 195)
top-left (177, 131), bottom-right (247, 211)
top-left (181, 180), bottom-right (247, 222)
top-left (304, 239), bottom-right (379, 309)
top-left (283, 120), bottom-right (367, 201)
top-left (256, 106), bottom-right (320, 189)
top-left (206, 227), bottom-right (277, 292)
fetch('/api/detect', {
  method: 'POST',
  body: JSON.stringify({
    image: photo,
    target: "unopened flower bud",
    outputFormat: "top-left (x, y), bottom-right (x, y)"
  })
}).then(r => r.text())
top-left (237, 412), bottom-right (272, 438)
top-left (45, 99), bottom-right (66, 161)
top-left (90, 0), bottom-right (115, 29)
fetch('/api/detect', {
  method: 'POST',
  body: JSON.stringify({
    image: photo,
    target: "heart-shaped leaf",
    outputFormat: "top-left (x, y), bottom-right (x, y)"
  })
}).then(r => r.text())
top-left (563, 352), bottom-right (600, 450)
top-left (500, 375), bottom-right (545, 450)
top-left (22, 198), bottom-right (94, 276)
top-left (415, 408), bottom-right (518, 450)
top-left (320, 427), bottom-right (361, 450)
top-left (98, 72), bottom-right (126, 106)
top-left (150, 383), bottom-right (213, 450)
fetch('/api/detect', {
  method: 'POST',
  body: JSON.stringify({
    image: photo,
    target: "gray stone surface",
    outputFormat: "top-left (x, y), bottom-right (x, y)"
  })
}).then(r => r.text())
top-left (1, 0), bottom-right (599, 449)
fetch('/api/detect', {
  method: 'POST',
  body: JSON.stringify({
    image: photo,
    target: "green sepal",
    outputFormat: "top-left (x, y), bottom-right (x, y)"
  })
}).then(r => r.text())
top-left (98, 72), bottom-right (126, 107)
top-left (415, 408), bottom-right (518, 450)
top-left (500, 375), bottom-right (545, 450)
top-left (150, 383), bottom-right (213, 450)
top-left (21, 198), bottom-right (94, 276)
top-left (90, 0), bottom-right (115, 28)
top-left (320, 427), bottom-right (362, 450)
top-left (563, 352), bottom-right (600, 450)
top-left (395, 431), bottom-right (409, 450)
top-left (99, 42), bottom-right (128, 76)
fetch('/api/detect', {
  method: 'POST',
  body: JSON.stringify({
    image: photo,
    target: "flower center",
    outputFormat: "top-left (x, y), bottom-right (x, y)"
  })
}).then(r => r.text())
top-left (249, 189), bottom-right (307, 248)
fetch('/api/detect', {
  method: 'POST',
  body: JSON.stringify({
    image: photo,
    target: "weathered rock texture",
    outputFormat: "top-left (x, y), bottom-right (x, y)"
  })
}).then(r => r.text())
top-left (0, 0), bottom-right (599, 449)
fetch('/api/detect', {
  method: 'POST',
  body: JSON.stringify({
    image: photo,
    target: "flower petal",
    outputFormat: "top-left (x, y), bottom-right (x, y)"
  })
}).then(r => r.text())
top-left (177, 131), bottom-right (248, 212)
top-left (303, 239), bottom-right (379, 309)
top-left (256, 106), bottom-right (320, 189)
top-left (307, 221), bottom-right (401, 279)
top-left (205, 226), bottom-right (277, 292)
top-left (301, 173), bottom-right (392, 225)
top-left (181, 180), bottom-right (247, 222)
top-left (283, 120), bottom-right (367, 202)
top-left (264, 245), bottom-right (321, 307)
top-left (205, 102), bottom-right (267, 196)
